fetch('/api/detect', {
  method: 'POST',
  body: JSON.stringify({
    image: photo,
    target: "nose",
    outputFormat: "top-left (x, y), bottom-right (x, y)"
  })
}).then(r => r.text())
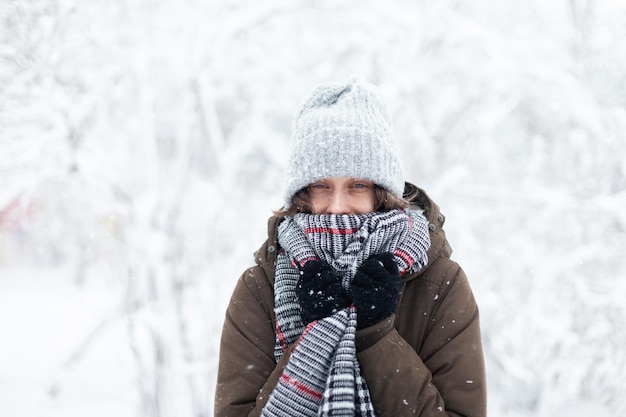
top-left (325, 190), bottom-right (351, 214)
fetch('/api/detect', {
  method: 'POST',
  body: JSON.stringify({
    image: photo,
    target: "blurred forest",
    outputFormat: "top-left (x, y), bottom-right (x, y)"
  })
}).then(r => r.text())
top-left (1, 0), bottom-right (625, 416)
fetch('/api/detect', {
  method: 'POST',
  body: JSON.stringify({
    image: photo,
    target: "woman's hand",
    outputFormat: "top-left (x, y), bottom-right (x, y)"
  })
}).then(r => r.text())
top-left (350, 252), bottom-right (402, 329)
top-left (295, 260), bottom-right (351, 324)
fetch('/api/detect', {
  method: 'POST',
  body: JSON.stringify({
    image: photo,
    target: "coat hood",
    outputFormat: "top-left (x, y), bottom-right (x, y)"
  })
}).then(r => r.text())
top-left (253, 183), bottom-right (452, 285)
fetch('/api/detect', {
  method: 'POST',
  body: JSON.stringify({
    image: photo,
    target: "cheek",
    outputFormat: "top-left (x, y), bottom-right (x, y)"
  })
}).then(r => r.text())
top-left (355, 193), bottom-right (376, 213)
top-left (309, 196), bottom-right (325, 214)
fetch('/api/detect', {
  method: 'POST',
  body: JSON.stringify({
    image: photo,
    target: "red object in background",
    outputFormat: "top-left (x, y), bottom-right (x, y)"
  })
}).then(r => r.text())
top-left (0, 196), bottom-right (33, 232)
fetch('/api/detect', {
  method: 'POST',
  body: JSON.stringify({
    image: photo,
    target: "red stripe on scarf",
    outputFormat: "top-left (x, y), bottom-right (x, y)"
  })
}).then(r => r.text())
top-left (303, 227), bottom-right (359, 235)
top-left (280, 373), bottom-right (323, 400)
top-left (394, 248), bottom-right (415, 275)
top-left (276, 321), bottom-right (288, 351)
top-left (293, 256), bottom-right (319, 268)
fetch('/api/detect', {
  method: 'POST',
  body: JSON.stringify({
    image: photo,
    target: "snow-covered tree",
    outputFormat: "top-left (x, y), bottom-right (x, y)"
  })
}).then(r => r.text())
top-left (1, 0), bottom-right (624, 416)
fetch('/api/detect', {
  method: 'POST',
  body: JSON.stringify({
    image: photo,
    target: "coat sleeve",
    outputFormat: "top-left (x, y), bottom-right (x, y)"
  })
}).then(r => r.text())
top-left (356, 262), bottom-right (487, 417)
top-left (214, 266), bottom-right (292, 417)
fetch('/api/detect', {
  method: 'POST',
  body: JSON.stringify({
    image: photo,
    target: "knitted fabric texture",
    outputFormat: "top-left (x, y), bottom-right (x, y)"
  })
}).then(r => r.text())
top-left (260, 209), bottom-right (431, 417)
top-left (283, 77), bottom-right (404, 207)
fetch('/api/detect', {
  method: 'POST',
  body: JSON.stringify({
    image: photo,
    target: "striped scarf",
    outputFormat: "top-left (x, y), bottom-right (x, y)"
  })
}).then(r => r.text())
top-left (261, 209), bottom-right (431, 417)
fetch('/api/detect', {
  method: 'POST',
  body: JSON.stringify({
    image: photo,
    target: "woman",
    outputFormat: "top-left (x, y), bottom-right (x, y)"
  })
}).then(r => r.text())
top-left (215, 78), bottom-right (487, 417)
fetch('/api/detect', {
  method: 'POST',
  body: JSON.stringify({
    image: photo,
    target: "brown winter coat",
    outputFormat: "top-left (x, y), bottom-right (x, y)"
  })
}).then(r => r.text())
top-left (214, 186), bottom-right (487, 417)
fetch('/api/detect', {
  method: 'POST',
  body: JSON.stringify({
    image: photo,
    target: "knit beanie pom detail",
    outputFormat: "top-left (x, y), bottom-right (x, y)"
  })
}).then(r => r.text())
top-left (283, 77), bottom-right (404, 208)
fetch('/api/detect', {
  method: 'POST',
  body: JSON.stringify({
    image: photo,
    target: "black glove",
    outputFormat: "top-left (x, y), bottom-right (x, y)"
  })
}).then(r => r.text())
top-left (295, 260), bottom-right (351, 324)
top-left (349, 252), bottom-right (402, 329)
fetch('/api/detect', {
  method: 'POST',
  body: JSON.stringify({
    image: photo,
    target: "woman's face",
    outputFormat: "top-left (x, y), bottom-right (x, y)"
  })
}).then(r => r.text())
top-left (308, 176), bottom-right (376, 215)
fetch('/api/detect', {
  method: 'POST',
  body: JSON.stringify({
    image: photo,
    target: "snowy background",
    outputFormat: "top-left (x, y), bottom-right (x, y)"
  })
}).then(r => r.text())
top-left (1, 0), bottom-right (625, 416)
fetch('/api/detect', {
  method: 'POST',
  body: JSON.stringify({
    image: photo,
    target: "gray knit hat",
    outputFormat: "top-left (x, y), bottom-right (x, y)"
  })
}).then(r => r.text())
top-left (283, 77), bottom-right (404, 207)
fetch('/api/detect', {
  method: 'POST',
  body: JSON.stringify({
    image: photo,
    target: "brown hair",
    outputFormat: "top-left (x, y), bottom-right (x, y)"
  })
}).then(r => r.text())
top-left (274, 184), bottom-right (411, 218)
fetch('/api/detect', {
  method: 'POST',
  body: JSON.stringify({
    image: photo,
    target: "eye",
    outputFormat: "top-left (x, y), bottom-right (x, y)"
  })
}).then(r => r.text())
top-left (350, 180), bottom-right (373, 190)
top-left (308, 182), bottom-right (328, 190)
